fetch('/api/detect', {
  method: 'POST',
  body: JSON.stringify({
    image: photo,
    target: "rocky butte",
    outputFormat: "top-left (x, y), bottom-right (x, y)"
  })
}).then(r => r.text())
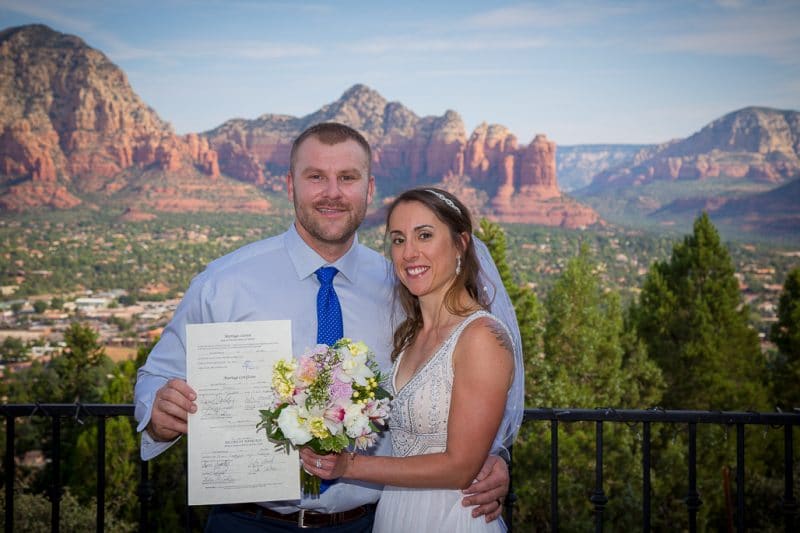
top-left (0, 24), bottom-right (268, 214)
top-left (590, 107), bottom-right (800, 187)
top-left (0, 24), bottom-right (598, 228)
top-left (207, 84), bottom-right (600, 228)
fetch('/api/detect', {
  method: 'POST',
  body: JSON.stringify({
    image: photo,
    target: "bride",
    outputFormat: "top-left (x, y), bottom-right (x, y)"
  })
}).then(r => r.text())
top-left (302, 187), bottom-right (522, 532)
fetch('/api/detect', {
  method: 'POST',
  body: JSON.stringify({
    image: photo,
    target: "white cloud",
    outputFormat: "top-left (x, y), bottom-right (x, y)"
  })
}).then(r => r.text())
top-left (463, 2), bottom-right (629, 29)
top-left (1, 1), bottom-right (158, 62)
top-left (233, 1), bottom-right (332, 14)
top-left (155, 40), bottom-right (320, 60)
top-left (345, 36), bottom-right (548, 55)
top-left (1, 0), bottom-right (94, 33)
top-left (230, 43), bottom-right (321, 59)
top-left (412, 67), bottom-right (523, 78)
top-left (657, 12), bottom-right (800, 63)
top-left (713, 0), bottom-right (749, 9)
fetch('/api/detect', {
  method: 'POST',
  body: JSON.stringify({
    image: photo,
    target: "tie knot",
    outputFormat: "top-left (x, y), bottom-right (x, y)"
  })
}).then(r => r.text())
top-left (315, 266), bottom-right (338, 286)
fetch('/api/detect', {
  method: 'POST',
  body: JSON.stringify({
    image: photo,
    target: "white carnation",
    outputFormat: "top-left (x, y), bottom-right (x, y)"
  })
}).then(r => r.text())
top-left (343, 404), bottom-right (371, 438)
top-left (277, 405), bottom-right (312, 445)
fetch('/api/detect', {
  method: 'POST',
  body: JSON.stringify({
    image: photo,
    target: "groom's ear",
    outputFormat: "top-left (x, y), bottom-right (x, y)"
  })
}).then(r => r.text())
top-left (286, 172), bottom-right (294, 201)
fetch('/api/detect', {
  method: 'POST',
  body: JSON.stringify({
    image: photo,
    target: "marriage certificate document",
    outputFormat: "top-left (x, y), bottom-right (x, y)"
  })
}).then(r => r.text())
top-left (186, 320), bottom-right (301, 505)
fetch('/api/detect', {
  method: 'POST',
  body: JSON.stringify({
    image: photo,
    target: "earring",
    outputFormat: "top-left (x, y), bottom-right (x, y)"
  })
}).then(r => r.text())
top-left (455, 255), bottom-right (462, 276)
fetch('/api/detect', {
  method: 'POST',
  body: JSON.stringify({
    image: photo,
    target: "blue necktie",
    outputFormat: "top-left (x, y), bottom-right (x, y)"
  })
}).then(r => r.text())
top-left (315, 267), bottom-right (343, 345)
top-left (314, 266), bottom-right (343, 493)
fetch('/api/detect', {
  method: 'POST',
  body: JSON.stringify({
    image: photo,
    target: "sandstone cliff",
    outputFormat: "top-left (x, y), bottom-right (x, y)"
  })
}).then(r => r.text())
top-left (0, 24), bottom-right (243, 213)
top-left (206, 84), bottom-right (600, 227)
top-left (0, 25), bottom-right (594, 227)
top-left (591, 107), bottom-right (800, 187)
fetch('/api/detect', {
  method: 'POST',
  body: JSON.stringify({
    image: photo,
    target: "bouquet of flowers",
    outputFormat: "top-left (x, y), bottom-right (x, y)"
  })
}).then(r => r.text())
top-left (257, 338), bottom-right (391, 497)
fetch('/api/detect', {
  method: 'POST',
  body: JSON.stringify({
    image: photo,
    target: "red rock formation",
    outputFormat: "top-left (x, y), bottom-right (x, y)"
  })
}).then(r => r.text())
top-left (0, 120), bottom-right (61, 182)
top-left (518, 134), bottom-right (559, 197)
top-left (464, 123), bottom-right (518, 184)
top-left (593, 107), bottom-right (800, 188)
top-left (0, 180), bottom-right (82, 212)
top-left (0, 24), bottom-right (223, 211)
top-left (1, 27), bottom-right (595, 225)
top-left (491, 194), bottom-right (601, 228)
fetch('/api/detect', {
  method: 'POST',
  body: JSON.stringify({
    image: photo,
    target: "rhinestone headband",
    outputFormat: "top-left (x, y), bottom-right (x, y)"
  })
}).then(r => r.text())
top-left (425, 189), bottom-right (461, 215)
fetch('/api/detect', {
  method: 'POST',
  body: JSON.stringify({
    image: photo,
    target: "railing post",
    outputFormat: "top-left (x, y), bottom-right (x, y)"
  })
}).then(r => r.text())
top-left (50, 415), bottom-right (61, 533)
top-left (551, 419), bottom-right (559, 532)
top-left (784, 424), bottom-right (797, 533)
top-left (589, 420), bottom-right (608, 533)
top-left (685, 422), bottom-right (701, 533)
top-left (5, 415), bottom-right (15, 533)
top-left (643, 421), bottom-right (651, 532)
top-left (97, 416), bottom-right (106, 532)
top-left (139, 458), bottom-right (152, 532)
top-left (736, 423), bottom-right (745, 533)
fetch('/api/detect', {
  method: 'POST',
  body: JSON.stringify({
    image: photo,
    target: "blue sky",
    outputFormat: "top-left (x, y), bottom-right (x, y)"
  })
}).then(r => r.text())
top-left (2, 0), bottom-right (799, 145)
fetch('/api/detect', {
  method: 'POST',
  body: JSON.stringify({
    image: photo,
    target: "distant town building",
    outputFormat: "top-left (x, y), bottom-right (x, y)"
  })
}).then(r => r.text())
top-left (0, 285), bottom-right (19, 296)
top-left (74, 297), bottom-right (110, 311)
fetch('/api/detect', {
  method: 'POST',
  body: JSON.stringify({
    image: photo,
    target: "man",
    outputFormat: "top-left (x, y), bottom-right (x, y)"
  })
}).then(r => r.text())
top-left (134, 122), bottom-right (510, 532)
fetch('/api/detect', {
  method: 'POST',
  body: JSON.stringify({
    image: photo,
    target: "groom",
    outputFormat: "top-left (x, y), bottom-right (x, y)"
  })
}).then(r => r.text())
top-left (134, 122), bottom-right (510, 531)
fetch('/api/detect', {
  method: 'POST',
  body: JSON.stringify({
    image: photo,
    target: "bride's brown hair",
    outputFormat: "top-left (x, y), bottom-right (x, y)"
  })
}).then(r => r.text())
top-left (385, 188), bottom-right (489, 362)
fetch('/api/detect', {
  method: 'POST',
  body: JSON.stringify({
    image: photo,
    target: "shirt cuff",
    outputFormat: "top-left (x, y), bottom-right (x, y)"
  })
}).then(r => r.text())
top-left (135, 389), bottom-right (181, 460)
top-left (140, 428), bottom-right (181, 461)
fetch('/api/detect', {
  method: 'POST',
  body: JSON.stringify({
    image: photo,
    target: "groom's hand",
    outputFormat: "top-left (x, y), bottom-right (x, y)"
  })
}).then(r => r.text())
top-left (461, 455), bottom-right (508, 522)
top-left (147, 379), bottom-right (197, 441)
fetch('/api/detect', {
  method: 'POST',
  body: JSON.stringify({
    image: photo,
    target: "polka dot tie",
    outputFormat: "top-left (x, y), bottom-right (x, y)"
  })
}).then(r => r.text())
top-left (315, 266), bottom-right (343, 346)
top-left (314, 266), bottom-right (343, 494)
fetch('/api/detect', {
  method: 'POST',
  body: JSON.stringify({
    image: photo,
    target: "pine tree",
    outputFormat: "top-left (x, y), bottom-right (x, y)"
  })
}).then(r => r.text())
top-left (56, 322), bottom-right (110, 402)
top-left (70, 358), bottom-right (140, 524)
top-left (475, 219), bottom-right (544, 390)
top-left (502, 240), bottom-right (662, 529)
top-left (769, 267), bottom-right (800, 409)
top-left (633, 213), bottom-right (768, 410)
top-left (631, 214), bottom-right (779, 529)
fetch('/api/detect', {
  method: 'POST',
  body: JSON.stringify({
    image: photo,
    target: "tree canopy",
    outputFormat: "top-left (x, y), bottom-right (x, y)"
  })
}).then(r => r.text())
top-left (633, 213), bottom-right (768, 410)
top-left (769, 267), bottom-right (800, 409)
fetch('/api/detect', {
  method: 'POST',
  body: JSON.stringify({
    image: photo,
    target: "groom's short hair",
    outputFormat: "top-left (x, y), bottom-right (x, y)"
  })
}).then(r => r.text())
top-left (290, 122), bottom-right (372, 176)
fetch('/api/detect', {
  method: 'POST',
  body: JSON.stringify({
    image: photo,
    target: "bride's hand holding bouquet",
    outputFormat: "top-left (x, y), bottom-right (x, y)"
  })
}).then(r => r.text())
top-left (257, 338), bottom-right (391, 497)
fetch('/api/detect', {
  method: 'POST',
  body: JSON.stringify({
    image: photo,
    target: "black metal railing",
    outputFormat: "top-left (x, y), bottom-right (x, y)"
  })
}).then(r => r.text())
top-left (2, 404), bottom-right (798, 532)
top-left (2, 403), bottom-right (140, 533)
top-left (509, 409), bottom-right (799, 533)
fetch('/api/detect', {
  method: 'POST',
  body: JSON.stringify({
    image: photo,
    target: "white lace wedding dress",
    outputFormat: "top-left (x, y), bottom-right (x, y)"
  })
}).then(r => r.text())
top-left (373, 311), bottom-right (507, 533)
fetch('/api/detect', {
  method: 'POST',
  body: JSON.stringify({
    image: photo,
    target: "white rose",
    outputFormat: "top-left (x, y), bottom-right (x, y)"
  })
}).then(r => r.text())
top-left (277, 405), bottom-right (312, 445)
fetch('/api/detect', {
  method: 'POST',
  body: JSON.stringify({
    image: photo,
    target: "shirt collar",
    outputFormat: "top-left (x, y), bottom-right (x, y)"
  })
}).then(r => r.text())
top-left (285, 222), bottom-right (361, 283)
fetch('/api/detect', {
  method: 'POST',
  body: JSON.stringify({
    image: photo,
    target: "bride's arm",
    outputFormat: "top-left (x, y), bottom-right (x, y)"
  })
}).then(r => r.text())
top-left (302, 317), bottom-right (514, 489)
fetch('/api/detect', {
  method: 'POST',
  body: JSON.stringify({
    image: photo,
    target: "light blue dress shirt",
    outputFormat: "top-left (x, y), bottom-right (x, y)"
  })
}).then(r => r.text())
top-left (134, 223), bottom-right (397, 513)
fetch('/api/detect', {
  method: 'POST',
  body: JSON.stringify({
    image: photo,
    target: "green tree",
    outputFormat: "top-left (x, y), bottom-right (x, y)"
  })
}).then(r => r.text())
top-left (0, 489), bottom-right (135, 533)
top-left (475, 219), bottom-right (544, 390)
top-left (631, 213), bottom-right (778, 529)
top-left (32, 300), bottom-right (48, 314)
top-left (71, 360), bottom-right (139, 524)
top-left (769, 267), bottom-right (800, 409)
top-left (55, 322), bottom-right (110, 402)
top-left (517, 245), bottom-right (664, 529)
top-left (0, 336), bottom-right (29, 362)
top-left (633, 213), bottom-right (768, 410)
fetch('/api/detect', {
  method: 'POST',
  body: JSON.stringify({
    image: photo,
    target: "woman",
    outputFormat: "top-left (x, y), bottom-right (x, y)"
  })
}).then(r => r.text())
top-left (302, 188), bottom-right (519, 532)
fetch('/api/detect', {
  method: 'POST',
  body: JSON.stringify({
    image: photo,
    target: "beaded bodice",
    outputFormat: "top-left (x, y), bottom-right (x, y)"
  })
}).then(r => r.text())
top-left (388, 311), bottom-right (494, 458)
